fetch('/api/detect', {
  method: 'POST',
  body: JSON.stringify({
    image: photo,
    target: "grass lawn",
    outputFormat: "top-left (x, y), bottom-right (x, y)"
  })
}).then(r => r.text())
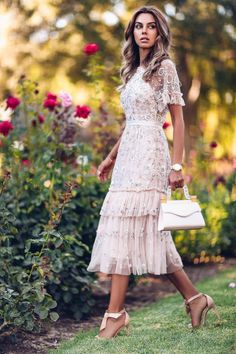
top-left (50, 266), bottom-right (236, 354)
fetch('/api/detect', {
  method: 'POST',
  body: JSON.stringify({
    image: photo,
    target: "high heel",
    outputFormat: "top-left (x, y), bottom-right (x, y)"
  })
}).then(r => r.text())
top-left (184, 293), bottom-right (221, 328)
top-left (95, 308), bottom-right (130, 339)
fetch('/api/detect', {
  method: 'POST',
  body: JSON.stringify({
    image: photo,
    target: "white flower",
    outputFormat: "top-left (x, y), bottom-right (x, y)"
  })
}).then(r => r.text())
top-left (0, 103), bottom-right (13, 122)
top-left (76, 155), bottom-right (88, 165)
top-left (44, 180), bottom-right (51, 188)
top-left (228, 282), bottom-right (236, 288)
top-left (12, 140), bottom-right (24, 151)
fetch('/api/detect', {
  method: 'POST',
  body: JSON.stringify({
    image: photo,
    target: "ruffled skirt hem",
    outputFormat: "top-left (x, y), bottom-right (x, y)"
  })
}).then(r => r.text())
top-left (87, 213), bottom-right (184, 276)
top-left (87, 261), bottom-right (183, 276)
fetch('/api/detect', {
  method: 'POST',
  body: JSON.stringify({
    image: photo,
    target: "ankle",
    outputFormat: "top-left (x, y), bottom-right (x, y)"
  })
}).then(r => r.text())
top-left (107, 306), bottom-right (125, 313)
top-left (184, 291), bottom-right (201, 302)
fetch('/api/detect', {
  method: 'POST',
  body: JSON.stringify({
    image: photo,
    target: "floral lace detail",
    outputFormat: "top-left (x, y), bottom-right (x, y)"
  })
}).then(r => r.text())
top-left (86, 59), bottom-right (185, 276)
top-left (149, 59), bottom-right (185, 113)
top-left (120, 58), bottom-right (185, 125)
top-left (120, 68), bottom-right (164, 125)
top-left (100, 189), bottom-right (162, 217)
top-left (109, 125), bottom-right (171, 193)
top-left (110, 58), bottom-right (185, 194)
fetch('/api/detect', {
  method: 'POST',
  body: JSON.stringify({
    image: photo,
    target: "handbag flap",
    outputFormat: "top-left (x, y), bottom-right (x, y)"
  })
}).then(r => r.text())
top-left (161, 200), bottom-right (201, 217)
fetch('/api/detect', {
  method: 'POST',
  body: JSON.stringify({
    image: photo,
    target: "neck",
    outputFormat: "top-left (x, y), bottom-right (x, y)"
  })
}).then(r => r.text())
top-left (139, 47), bottom-right (150, 65)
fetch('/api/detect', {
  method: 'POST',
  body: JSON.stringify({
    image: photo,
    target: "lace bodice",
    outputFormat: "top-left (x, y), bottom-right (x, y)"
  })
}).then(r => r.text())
top-left (108, 59), bottom-right (185, 194)
top-left (120, 59), bottom-right (185, 126)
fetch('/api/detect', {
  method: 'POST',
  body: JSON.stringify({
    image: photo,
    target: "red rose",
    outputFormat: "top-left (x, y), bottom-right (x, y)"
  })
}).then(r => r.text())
top-left (22, 159), bottom-right (30, 166)
top-left (213, 175), bottom-right (226, 187)
top-left (43, 98), bottom-right (58, 111)
top-left (83, 43), bottom-right (99, 55)
top-left (38, 114), bottom-right (45, 123)
top-left (210, 141), bottom-right (217, 148)
top-left (74, 105), bottom-right (91, 118)
top-left (46, 92), bottom-right (57, 100)
top-left (6, 96), bottom-right (21, 110)
top-left (0, 121), bottom-right (14, 137)
top-left (43, 92), bottom-right (58, 111)
top-left (163, 121), bottom-right (171, 129)
top-left (32, 119), bottom-right (37, 127)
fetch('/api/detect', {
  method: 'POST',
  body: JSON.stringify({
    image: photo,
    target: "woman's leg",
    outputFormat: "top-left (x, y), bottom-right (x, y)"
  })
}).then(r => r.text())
top-left (165, 268), bottom-right (199, 300)
top-left (107, 274), bottom-right (130, 312)
top-left (98, 274), bottom-right (130, 338)
top-left (165, 268), bottom-right (207, 327)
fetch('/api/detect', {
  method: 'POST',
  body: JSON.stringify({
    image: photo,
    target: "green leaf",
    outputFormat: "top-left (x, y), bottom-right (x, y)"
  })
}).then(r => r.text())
top-left (54, 238), bottom-right (63, 248)
top-left (38, 267), bottom-right (44, 277)
top-left (38, 309), bottom-right (48, 320)
top-left (49, 311), bottom-right (59, 321)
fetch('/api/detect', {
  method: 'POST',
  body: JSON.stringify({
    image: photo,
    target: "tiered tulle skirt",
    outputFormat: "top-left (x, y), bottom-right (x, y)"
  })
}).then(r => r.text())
top-left (87, 188), bottom-right (183, 275)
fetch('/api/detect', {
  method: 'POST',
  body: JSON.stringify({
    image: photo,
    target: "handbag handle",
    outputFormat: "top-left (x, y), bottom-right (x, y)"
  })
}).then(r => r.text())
top-left (167, 184), bottom-right (191, 200)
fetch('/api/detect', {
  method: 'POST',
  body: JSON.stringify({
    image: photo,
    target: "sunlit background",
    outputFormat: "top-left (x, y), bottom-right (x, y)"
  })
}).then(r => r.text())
top-left (0, 0), bottom-right (236, 161)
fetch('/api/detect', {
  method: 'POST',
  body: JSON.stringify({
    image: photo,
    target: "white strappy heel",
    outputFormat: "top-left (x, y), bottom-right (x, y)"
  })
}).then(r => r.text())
top-left (184, 292), bottom-right (221, 328)
top-left (95, 308), bottom-right (130, 339)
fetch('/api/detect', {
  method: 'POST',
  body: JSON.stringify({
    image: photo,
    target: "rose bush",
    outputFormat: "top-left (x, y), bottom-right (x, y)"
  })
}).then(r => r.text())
top-left (0, 74), bottom-right (103, 336)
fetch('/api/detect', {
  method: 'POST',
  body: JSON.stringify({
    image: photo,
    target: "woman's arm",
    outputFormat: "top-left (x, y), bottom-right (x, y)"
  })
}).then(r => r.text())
top-left (169, 105), bottom-right (185, 164)
top-left (168, 104), bottom-right (185, 190)
top-left (106, 121), bottom-right (126, 161)
top-left (97, 121), bottom-right (126, 182)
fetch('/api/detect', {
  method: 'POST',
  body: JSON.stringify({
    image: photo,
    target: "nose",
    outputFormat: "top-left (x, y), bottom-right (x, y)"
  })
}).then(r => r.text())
top-left (142, 27), bottom-right (147, 34)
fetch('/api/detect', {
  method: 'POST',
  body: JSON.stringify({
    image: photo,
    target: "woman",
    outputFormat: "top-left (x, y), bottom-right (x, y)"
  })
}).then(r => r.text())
top-left (87, 5), bottom-right (220, 339)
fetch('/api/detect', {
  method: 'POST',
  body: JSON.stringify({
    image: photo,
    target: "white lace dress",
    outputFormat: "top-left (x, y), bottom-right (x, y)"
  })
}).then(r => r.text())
top-left (87, 59), bottom-right (185, 275)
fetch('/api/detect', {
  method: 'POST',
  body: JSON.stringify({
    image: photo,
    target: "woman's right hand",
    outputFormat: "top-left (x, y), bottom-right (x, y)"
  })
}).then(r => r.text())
top-left (96, 156), bottom-right (115, 182)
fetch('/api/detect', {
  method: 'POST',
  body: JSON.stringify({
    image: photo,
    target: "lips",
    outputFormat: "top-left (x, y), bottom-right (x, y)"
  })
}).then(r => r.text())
top-left (140, 37), bottom-right (149, 41)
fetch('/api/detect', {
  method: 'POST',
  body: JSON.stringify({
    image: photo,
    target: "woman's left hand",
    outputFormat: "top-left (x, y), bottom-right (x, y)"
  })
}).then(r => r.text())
top-left (168, 170), bottom-right (184, 191)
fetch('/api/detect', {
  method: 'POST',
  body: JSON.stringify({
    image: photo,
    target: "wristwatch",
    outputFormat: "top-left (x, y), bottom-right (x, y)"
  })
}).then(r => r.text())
top-left (171, 163), bottom-right (183, 171)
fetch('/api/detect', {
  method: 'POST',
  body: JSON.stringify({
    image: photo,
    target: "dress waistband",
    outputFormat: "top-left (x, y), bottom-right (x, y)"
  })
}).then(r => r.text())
top-left (125, 120), bottom-right (162, 127)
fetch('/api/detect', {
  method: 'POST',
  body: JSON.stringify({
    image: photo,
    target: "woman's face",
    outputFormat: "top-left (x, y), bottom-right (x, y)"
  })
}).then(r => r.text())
top-left (133, 13), bottom-right (158, 49)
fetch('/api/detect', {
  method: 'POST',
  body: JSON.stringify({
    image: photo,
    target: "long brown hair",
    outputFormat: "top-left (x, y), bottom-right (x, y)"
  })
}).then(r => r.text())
top-left (117, 6), bottom-right (171, 92)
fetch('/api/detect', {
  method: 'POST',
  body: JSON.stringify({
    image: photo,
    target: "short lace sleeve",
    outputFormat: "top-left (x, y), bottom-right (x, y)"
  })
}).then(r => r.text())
top-left (150, 59), bottom-right (185, 113)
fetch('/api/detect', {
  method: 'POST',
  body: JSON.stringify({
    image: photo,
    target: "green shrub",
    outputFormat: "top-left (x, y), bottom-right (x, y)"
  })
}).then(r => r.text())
top-left (0, 77), bottom-right (100, 335)
top-left (0, 173), bottom-right (59, 333)
top-left (172, 136), bottom-right (235, 263)
top-left (221, 170), bottom-right (236, 256)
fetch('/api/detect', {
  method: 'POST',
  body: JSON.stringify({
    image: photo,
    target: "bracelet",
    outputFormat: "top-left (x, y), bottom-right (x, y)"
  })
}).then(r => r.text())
top-left (108, 155), bottom-right (115, 162)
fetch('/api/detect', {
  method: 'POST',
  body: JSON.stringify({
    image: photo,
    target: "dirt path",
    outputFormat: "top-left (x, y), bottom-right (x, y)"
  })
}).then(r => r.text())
top-left (1, 258), bottom-right (236, 354)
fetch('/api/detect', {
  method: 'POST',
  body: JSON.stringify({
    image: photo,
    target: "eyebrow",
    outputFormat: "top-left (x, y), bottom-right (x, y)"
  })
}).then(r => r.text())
top-left (135, 21), bottom-right (156, 24)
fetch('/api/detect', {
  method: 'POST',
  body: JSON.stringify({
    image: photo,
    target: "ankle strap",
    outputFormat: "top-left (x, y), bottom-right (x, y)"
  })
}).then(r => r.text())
top-left (105, 308), bottom-right (126, 317)
top-left (185, 293), bottom-right (203, 305)
top-left (100, 308), bottom-right (126, 331)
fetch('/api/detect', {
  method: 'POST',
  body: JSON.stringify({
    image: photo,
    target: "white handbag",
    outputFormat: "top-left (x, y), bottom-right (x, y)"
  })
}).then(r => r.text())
top-left (157, 184), bottom-right (206, 231)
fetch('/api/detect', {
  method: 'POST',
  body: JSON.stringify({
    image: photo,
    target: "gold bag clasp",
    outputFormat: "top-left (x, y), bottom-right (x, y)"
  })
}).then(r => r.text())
top-left (190, 195), bottom-right (198, 202)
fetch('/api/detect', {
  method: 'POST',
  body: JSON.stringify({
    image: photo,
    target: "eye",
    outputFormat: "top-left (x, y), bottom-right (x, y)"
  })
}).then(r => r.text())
top-left (134, 23), bottom-right (156, 29)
